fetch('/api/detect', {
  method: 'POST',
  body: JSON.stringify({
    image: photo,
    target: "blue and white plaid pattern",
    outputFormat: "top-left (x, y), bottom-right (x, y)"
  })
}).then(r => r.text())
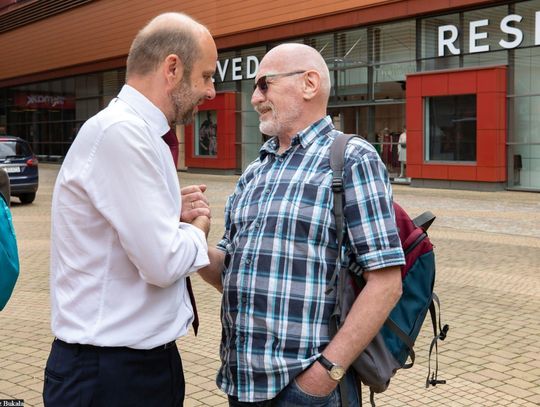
top-left (217, 116), bottom-right (405, 402)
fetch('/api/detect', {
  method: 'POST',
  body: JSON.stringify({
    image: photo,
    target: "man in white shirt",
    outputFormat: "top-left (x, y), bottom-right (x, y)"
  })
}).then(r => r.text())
top-left (43, 13), bottom-right (217, 406)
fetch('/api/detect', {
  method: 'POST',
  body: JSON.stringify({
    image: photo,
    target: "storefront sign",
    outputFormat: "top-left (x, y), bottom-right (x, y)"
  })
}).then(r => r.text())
top-left (215, 55), bottom-right (259, 82)
top-left (15, 93), bottom-right (75, 109)
top-left (438, 11), bottom-right (540, 56)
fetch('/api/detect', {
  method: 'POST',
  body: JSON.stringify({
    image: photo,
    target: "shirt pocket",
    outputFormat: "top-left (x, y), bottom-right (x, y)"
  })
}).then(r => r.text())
top-left (281, 182), bottom-right (334, 235)
top-left (284, 182), bottom-right (332, 211)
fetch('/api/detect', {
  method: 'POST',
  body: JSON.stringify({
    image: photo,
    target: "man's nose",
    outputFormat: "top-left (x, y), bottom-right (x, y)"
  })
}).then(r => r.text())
top-left (251, 86), bottom-right (264, 106)
top-left (206, 83), bottom-right (216, 100)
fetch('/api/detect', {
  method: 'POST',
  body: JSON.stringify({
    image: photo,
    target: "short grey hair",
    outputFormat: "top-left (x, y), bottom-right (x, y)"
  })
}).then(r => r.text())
top-left (126, 13), bottom-right (202, 80)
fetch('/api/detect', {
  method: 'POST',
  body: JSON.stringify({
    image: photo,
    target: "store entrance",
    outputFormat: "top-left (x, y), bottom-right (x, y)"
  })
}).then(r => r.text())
top-left (329, 102), bottom-right (406, 178)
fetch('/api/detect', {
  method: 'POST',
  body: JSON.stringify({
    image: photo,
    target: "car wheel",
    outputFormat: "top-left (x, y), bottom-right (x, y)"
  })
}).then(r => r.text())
top-left (19, 192), bottom-right (36, 204)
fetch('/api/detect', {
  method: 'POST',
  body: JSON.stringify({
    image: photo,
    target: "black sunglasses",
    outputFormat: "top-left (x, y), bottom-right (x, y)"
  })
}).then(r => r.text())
top-left (253, 70), bottom-right (306, 93)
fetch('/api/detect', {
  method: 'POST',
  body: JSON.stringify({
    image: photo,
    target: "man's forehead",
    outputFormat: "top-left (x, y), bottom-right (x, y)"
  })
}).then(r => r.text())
top-left (257, 59), bottom-right (289, 77)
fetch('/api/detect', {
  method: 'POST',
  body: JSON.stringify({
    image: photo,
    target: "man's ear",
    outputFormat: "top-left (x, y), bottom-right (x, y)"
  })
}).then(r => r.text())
top-left (164, 54), bottom-right (184, 89)
top-left (302, 71), bottom-right (320, 101)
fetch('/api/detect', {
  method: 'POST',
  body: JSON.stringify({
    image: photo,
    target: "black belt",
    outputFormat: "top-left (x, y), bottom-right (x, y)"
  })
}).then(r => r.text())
top-left (54, 338), bottom-right (176, 352)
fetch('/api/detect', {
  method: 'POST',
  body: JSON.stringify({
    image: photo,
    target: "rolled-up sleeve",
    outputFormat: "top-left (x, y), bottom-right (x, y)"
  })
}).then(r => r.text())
top-left (343, 148), bottom-right (405, 272)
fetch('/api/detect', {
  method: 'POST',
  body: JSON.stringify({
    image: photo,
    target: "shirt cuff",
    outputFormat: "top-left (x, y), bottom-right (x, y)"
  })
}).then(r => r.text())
top-left (178, 223), bottom-right (210, 273)
top-left (355, 247), bottom-right (405, 273)
top-left (217, 238), bottom-right (229, 252)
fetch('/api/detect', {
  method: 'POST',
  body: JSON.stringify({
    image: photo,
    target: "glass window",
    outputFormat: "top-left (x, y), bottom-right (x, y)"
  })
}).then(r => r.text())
top-left (304, 33), bottom-right (334, 62)
top-left (335, 28), bottom-right (367, 64)
top-left (420, 14), bottom-right (460, 60)
top-left (372, 21), bottom-right (415, 64)
top-left (368, 21), bottom-right (415, 101)
top-left (509, 95), bottom-right (540, 144)
top-left (334, 66), bottom-right (368, 100)
top-left (332, 29), bottom-right (369, 101)
top-left (425, 95), bottom-right (477, 162)
top-left (513, 46), bottom-right (540, 96)
top-left (515, 0), bottom-right (540, 47)
top-left (462, 5), bottom-right (511, 54)
top-left (462, 49), bottom-right (508, 68)
top-left (373, 61), bottom-right (414, 100)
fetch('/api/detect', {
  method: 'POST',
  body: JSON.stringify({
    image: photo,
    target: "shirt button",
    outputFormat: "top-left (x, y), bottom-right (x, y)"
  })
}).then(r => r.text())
top-left (241, 294), bottom-right (248, 305)
top-left (254, 222), bottom-right (261, 229)
top-left (264, 189), bottom-right (270, 195)
top-left (239, 334), bottom-right (245, 343)
top-left (245, 258), bottom-right (251, 265)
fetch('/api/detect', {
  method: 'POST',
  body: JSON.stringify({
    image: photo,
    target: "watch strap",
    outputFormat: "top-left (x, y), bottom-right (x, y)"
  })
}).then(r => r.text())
top-left (317, 354), bottom-right (335, 371)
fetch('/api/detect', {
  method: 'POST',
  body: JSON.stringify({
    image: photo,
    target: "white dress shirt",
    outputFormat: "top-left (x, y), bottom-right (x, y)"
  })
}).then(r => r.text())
top-left (50, 85), bottom-right (209, 349)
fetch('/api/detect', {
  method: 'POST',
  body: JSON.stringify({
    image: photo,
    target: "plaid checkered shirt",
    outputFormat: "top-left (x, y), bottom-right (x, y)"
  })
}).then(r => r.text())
top-left (216, 116), bottom-right (405, 402)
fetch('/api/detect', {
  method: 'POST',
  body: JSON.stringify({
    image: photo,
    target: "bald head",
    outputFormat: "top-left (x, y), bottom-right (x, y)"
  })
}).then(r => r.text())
top-left (261, 43), bottom-right (331, 102)
top-left (126, 12), bottom-right (210, 80)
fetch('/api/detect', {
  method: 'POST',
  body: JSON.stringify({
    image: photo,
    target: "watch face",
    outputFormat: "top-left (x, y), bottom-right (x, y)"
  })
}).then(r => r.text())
top-left (329, 366), bottom-right (346, 381)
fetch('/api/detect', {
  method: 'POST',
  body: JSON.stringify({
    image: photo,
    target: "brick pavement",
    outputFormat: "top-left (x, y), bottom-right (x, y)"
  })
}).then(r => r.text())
top-left (0, 163), bottom-right (539, 406)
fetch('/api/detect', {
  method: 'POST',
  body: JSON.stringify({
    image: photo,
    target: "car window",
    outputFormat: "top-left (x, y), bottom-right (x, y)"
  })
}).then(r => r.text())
top-left (0, 141), bottom-right (31, 159)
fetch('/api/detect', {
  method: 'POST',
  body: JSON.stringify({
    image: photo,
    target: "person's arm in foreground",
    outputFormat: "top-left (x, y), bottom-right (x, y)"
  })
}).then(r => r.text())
top-left (198, 247), bottom-right (225, 292)
top-left (296, 266), bottom-right (402, 395)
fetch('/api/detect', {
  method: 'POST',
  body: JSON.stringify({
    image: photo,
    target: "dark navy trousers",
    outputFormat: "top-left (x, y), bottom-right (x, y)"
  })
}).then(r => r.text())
top-left (43, 338), bottom-right (185, 406)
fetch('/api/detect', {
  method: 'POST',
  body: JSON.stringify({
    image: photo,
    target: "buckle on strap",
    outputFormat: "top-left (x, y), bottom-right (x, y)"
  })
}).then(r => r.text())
top-left (331, 177), bottom-right (343, 192)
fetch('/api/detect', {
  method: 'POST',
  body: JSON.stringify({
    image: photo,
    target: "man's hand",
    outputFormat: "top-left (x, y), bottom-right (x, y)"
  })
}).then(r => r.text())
top-left (294, 360), bottom-right (338, 397)
top-left (181, 184), bottom-right (210, 222)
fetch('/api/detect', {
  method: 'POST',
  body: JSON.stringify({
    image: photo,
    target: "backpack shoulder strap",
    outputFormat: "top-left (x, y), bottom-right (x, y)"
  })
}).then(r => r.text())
top-left (329, 133), bottom-right (360, 248)
top-left (328, 132), bottom-right (362, 407)
top-left (330, 134), bottom-right (358, 175)
top-left (327, 134), bottom-right (360, 295)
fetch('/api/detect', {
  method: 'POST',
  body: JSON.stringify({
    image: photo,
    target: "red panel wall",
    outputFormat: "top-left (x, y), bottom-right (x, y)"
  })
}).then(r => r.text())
top-left (406, 66), bottom-right (507, 183)
top-left (185, 92), bottom-right (236, 170)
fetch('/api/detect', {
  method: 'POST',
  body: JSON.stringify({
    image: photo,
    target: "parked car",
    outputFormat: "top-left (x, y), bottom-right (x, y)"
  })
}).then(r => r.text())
top-left (0, 136), bottom-right (39, 204)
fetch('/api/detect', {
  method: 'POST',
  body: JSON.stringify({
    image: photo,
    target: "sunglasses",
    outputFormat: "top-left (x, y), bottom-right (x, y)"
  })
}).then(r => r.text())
top-left (253, 70), bottom-right (306, 93)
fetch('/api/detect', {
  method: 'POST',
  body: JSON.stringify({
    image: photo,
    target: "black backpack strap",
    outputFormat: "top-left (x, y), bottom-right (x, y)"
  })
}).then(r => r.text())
top-left (327, 133), bottom-right (359, 295)
top-left (426, 293), bottom-right (449, 388)
top-left (328, 133), bottom-right (360, 407)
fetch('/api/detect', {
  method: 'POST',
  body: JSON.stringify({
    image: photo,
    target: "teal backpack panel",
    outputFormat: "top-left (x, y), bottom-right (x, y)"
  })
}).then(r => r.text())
top-left (381, 251), bottom-right (436, 365)
top-left (0, 194), bottom-right (19, 311)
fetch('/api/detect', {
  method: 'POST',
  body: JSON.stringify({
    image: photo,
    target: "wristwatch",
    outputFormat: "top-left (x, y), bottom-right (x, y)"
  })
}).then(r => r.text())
top-left (317, 354), bottom-right (346, 381)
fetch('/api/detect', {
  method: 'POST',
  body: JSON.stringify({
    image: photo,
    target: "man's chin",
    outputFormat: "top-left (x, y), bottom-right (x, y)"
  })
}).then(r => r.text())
top-left (176, 110), bottom-right (196, 125)
top-left (259, 123), bottom-right (278, 137)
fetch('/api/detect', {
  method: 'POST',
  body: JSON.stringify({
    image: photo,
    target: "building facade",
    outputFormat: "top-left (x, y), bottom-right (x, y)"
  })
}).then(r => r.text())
top-left (0, 0), bottom-right (539, 191)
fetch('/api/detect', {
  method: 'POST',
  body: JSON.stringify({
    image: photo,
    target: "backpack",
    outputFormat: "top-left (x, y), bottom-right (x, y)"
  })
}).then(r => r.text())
top-left (328, 133), bottom-right (449, 407)
top-left (0, 188), bottom-right (20, 311)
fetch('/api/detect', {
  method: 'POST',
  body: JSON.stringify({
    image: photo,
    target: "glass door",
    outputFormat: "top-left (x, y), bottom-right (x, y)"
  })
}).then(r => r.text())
top-left (329, 102), bottom-right (405, 178)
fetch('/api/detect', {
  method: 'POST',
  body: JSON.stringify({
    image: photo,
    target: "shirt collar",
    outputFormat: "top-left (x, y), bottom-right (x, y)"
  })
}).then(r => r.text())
top-left (259, 115), bottom-right (335, 160)
top-left (115, 84), bottom-right (170, 137)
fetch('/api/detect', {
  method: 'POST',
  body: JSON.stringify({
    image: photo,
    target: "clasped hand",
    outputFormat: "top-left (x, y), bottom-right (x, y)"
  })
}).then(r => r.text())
top-left (181, 184), bottom-right (211, 236)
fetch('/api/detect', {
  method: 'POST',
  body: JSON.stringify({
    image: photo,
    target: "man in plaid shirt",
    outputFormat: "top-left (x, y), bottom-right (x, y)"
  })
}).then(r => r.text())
top-left (199, 43), bottom-right (405, 406)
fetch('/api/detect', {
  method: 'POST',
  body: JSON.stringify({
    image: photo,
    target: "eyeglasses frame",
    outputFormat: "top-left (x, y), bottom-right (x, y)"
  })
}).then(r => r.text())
top-left (253, 70), bottom-right (307, 93)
